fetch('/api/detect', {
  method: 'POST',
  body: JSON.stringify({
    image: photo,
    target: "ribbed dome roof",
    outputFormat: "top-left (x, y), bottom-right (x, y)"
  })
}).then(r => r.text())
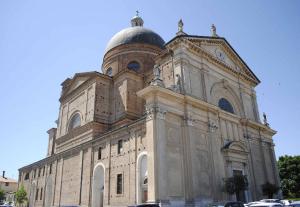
top-left (104, 15), bottom-right (165, 54)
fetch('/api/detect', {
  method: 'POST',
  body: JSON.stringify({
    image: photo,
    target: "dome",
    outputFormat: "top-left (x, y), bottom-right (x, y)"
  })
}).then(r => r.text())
top-left (104, 14), bottom-right (165, 54)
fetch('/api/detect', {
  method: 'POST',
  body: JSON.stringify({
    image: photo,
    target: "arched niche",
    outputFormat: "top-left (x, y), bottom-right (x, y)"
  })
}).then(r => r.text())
top-left (92, 163), bottom-right (105, 207)
top-left (136, 152), bottom-right (148, 204)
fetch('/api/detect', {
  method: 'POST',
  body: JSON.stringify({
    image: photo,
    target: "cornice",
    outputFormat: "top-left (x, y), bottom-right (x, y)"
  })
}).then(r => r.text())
top-left (240, 118), bottom-right (277, 136)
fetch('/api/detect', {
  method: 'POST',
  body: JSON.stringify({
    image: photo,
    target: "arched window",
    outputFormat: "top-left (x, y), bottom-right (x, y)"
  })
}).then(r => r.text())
top-left (106, 67), bottom-right (112, 76)
top-left (127, 61), bottom-right (140, 72)
top-left (24, 173), bottom-right (29, 180)
top-left (218, 98), bottom-right (234, 114)
top-left (68, 113), bottom-right (81, 131)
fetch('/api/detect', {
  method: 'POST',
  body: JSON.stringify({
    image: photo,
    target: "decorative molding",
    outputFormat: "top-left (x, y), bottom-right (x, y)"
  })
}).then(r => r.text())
top-left (145, 105), bottom-right (167, 121)
top-left (208, 121), bottom-right (218, 132)
top-left (186, 118), bottom-right (195, 126)
top-left (183, 114), bottom-right (196, 126)
top-left (157, 108), bottom-right (167, 120)
top-left (145, 106), bottom-right (155, 121)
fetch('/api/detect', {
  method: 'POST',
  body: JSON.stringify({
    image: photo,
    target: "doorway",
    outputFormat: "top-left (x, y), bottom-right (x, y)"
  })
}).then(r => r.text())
top-left (92, 163), bottom-right (105, 207)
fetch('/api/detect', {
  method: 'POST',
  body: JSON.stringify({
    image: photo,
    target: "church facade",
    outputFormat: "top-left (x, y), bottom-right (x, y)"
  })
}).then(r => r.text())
top-left (18, 14), bottom-right (280, 207)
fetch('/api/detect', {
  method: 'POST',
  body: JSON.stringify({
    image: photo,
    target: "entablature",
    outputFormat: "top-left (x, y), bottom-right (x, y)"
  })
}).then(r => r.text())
top-left (138, 85), bottom-right (275, 135)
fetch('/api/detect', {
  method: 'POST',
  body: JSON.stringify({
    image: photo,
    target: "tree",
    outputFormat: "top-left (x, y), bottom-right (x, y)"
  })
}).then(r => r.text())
top-left (0, 188), bottom-right (5, 204)
top-left (262, 182), bottom-right (280, 199)
top-left (15, 185), bottom-right (27, 207)
top-left (278, 155), bottom-right (300, 198)
top-left (224, 174), bottom-right (248, 201)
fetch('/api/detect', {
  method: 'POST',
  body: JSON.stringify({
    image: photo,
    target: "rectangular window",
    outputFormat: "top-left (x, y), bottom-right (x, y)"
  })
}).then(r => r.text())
top-left (43, 166), bottom-right (45, 176)
top-left (116, 174), bottom-right (123, 194)
top-left (49, 164), bottom-right (52, 174)
top-left (5, 182), bottom-right (9, 186)
top-left (98, 147), bottom-right (102, 160)
top-left (40, 187), bottom-right (43, 200)
top-left (117, 140), bottom-right (123, 154)
top-left (34, 169), bottom-right (36, 178)
top-left (38, 168), bottom-right (41, 177)
top-left (35, 188), bottom-right (39, 201)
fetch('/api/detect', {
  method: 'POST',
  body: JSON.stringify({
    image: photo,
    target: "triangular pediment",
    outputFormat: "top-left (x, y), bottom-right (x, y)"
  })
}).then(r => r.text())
top-left (167, 35), bottom-right (260, 85)
top-left (61, 71), bottom-right (101, 97)
top-left (68, 77), bottom-right (89, 92)
top-left (189, 37), bottom-right (260, 84)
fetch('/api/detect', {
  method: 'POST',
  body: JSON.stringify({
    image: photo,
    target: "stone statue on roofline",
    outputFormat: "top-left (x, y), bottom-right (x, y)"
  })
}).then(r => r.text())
top-left (263, 112), bottom-right (270, 127)
top-left (151, 65), bottom-right (164, 87)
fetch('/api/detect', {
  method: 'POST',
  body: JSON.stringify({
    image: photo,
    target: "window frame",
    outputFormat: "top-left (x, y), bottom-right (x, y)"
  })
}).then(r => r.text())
top-left (35, 188), bottom-right (39, 201)
top-left (40, 187), bottom-right (43, 200)
top-left (127, 61), bottom-right (141, 72)
top-left (98, 146), bottom-right (102, 160)
top-left (24, 173), bottom-right (30, 180)
top-left (117, 140), bottom-right (123, 155)
top-left (68, 112), bottom-right (82, 132)
top-left (106, 67), bottom-right (113, 76)
top-left (116, 173), bottom-right (123, 194)
top-left (218, 98), bottom-right (234, 114)
top-left (49, 164), bottom-right (52, 174)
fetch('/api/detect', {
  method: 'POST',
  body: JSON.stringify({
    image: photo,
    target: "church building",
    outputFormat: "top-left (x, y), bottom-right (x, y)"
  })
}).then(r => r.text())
top-left (19, 14), bottom-right (280, 207)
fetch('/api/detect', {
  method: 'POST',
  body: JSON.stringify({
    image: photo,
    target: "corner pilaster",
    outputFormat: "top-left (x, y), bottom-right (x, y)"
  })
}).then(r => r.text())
top-left (145, 104), bottom-right (168, 204)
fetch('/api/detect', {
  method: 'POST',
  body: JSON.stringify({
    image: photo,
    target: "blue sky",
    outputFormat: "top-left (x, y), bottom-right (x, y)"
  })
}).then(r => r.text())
top-left (0, 0), bottom-right (299, 179)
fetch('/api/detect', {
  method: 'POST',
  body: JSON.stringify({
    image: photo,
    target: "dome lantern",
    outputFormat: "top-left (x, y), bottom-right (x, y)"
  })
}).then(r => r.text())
top-left (131, 11), bottom-right (144, 27)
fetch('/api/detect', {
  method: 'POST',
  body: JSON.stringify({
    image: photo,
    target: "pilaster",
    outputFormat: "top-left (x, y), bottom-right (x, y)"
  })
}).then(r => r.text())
top-left (182, 114), bottom-right (195, 204)
top-left (145, 104), bottom-right (167, 204)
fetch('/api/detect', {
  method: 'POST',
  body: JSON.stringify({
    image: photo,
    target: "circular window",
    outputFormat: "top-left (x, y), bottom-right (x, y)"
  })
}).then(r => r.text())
top-left (127, 61), bottom-right (140, 72)
top-left (106, 67), bottom-right (112, 76)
